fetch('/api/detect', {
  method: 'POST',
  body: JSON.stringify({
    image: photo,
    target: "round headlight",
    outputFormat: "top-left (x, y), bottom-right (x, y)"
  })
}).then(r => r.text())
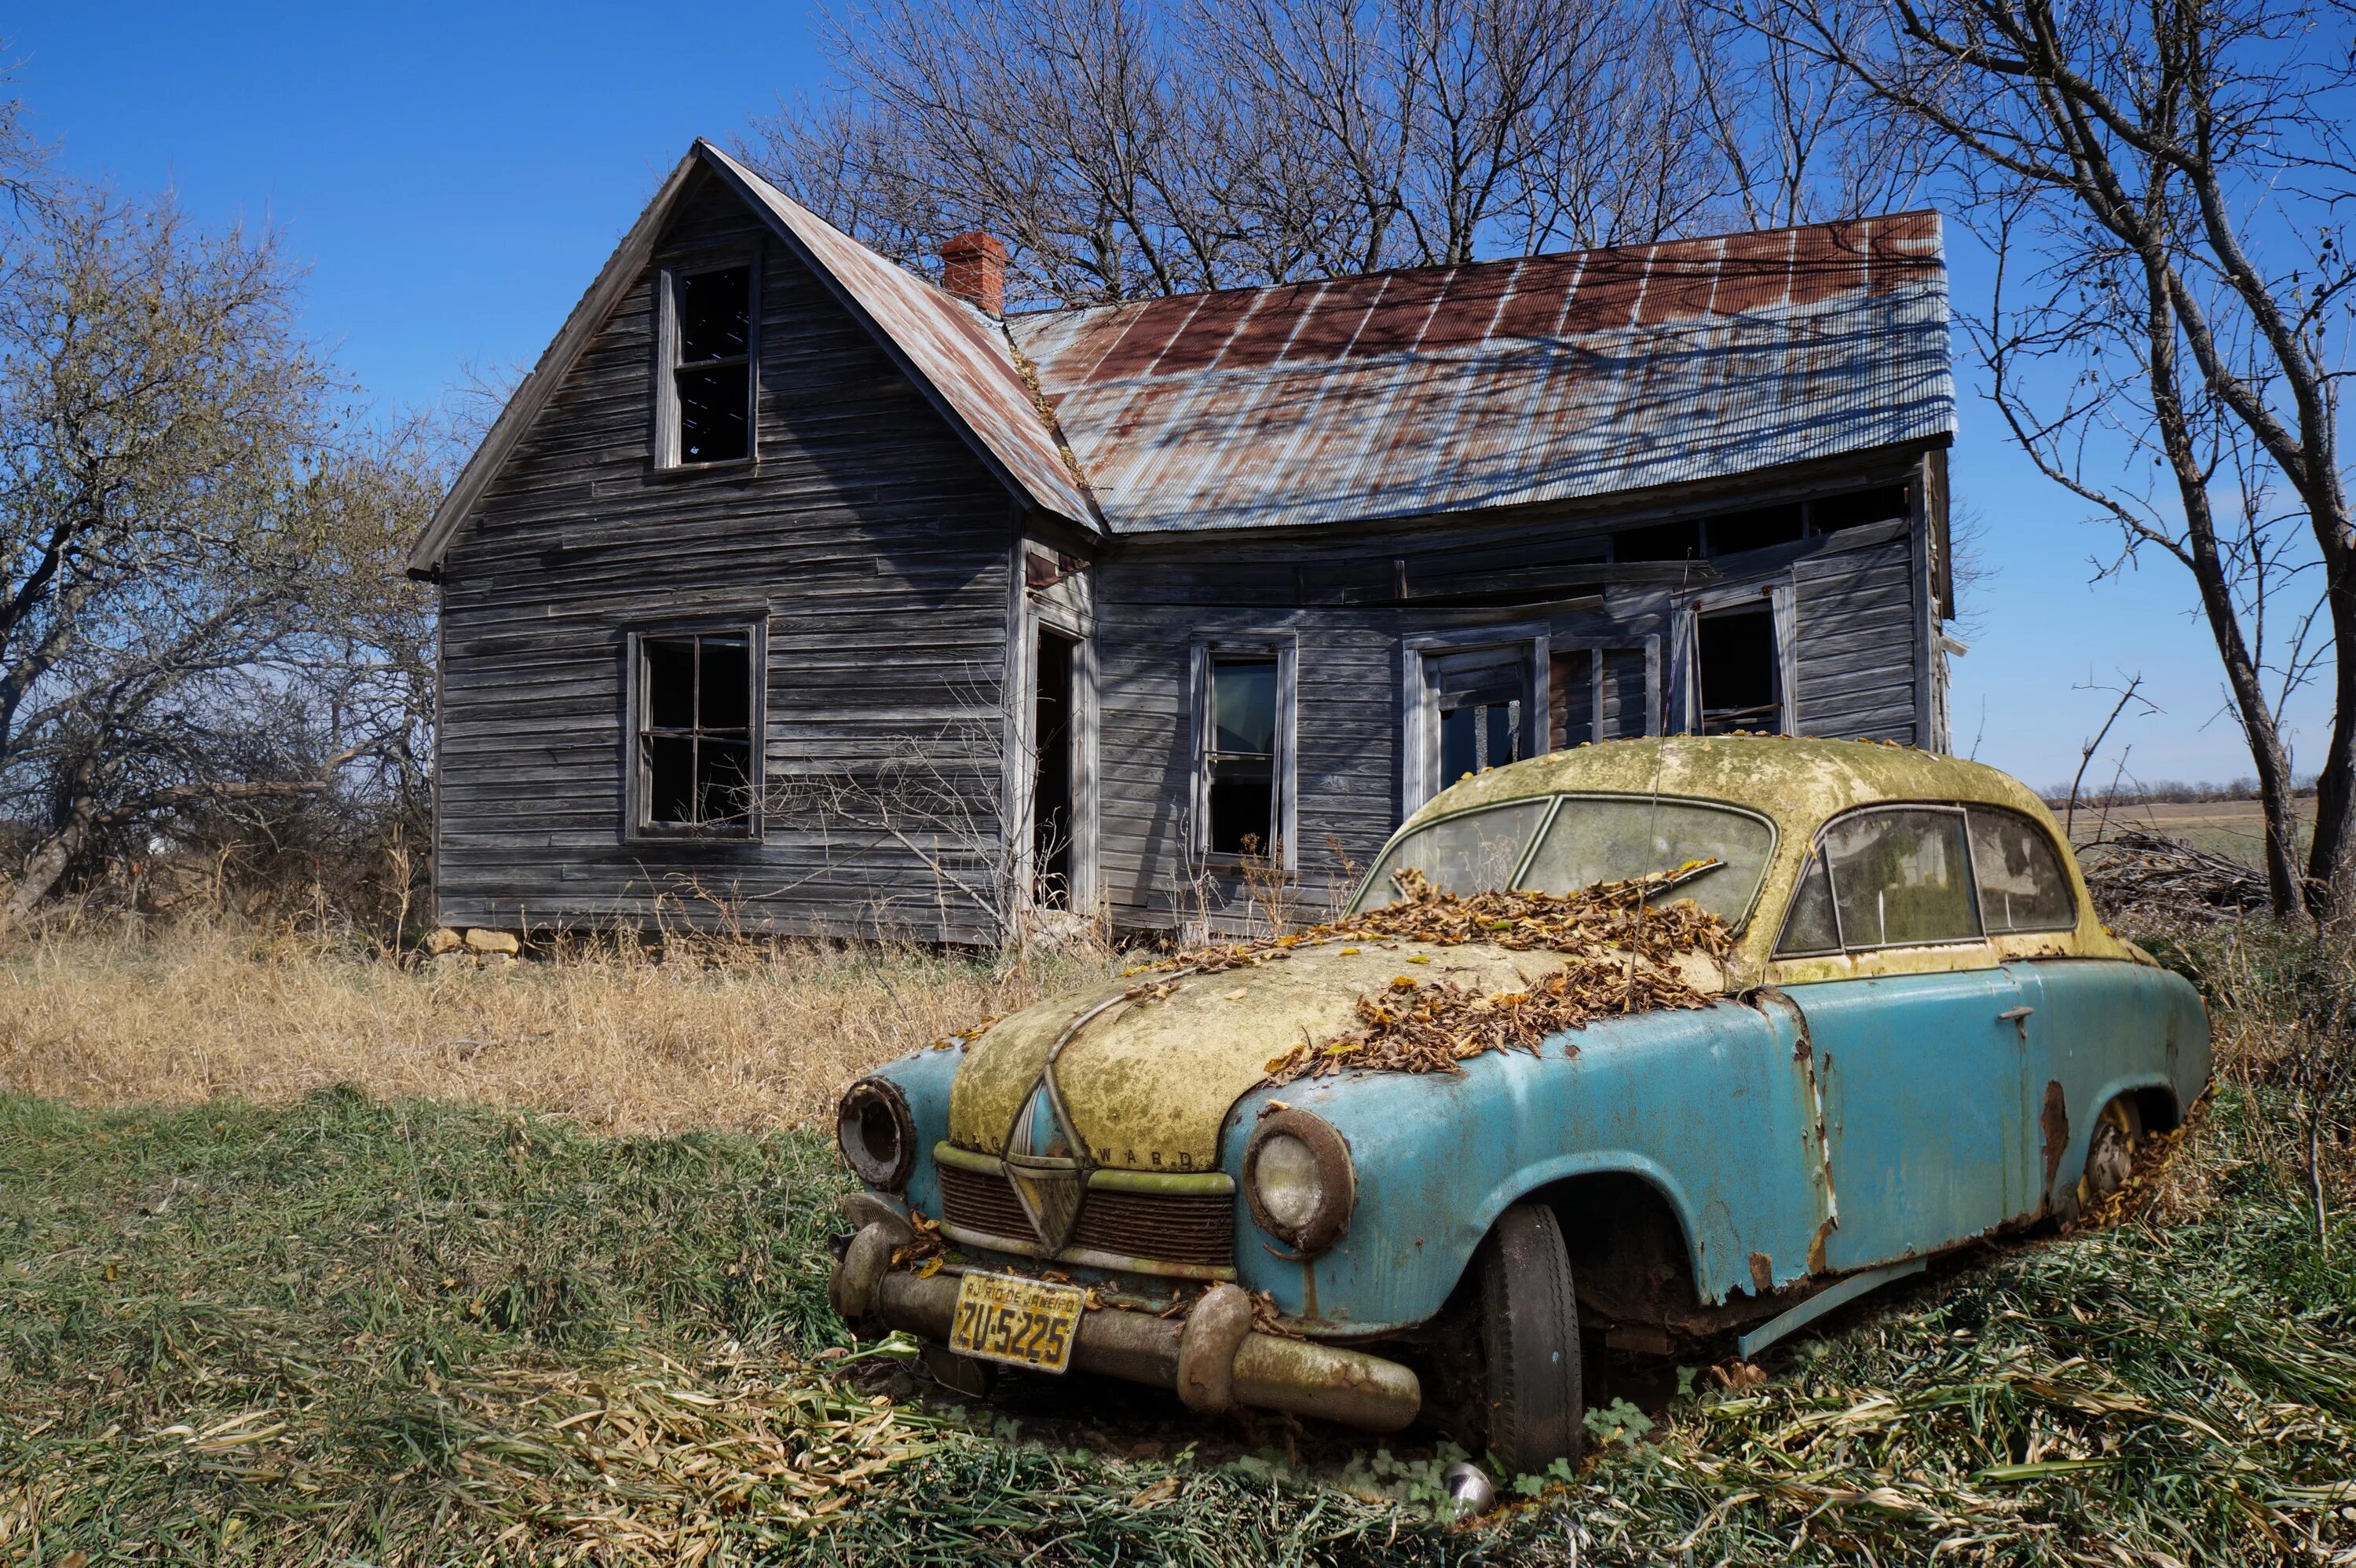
top-left (837, 1076), bottom-right (914, 1191)
top-left (1245, 1108), bottom-right (1355, 1255)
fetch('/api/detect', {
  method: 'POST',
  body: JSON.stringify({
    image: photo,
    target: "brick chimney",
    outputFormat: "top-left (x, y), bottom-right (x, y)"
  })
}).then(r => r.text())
top-left (940, 232), bottom-right (1008, 316)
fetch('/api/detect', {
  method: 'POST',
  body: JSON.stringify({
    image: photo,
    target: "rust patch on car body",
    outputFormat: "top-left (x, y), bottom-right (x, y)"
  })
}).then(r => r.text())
top-left (2040, 1080), bottom-right (2069, 1196)
top-left (1748, 1252), bottom-right (1774, 1292)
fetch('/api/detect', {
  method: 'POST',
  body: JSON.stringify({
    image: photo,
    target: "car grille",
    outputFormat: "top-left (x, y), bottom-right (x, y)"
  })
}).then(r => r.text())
top-left (937, 1164), bottom-right (1235, 1271)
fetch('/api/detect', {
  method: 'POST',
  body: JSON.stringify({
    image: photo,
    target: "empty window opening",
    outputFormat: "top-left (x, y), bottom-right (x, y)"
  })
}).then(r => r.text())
top-left (1612, 519), bottom-right (1701, 563)
top-left (671, 264), bottom-right (752, 463)
top-left (1428, 645), bottom-right (1530, 788)
top-left (1707, 503), bottom-right (1805, 556)
top-left (638, 633), bottom-right (755, 831)
top-left (1809, 484), bottom-right (1908, 533)
top-left (1033, 628), bottom-right (1078, 907)
top-left (1207, 655), bottom-right (1279, 856)
top-left (1696, 605), bottom-right (1780, 734)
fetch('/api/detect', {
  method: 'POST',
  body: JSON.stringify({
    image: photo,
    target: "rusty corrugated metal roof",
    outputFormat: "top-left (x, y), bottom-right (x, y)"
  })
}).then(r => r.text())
top-left (1009, 214), bottom-right (1952, 535)
top-left (706, 145), bottom-right (1100, 531)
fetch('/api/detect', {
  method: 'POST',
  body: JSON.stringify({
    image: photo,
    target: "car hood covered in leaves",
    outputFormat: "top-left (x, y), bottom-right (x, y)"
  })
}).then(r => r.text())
top-left (944, 932), bottom-right (1733, 1173)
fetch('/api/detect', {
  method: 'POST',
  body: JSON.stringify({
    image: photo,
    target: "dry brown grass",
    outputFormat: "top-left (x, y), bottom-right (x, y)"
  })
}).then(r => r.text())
top-left (0, 919), bottom-right (1121, 1134)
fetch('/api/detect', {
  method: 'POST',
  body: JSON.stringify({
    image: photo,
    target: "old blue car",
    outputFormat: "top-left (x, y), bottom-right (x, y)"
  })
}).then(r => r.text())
top-left (829, 736), bottom-right (2209, 1473)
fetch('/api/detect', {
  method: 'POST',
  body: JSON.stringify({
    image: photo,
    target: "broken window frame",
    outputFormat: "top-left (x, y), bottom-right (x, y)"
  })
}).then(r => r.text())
top-left (1190, 635), bottom-right (1297, 867)
top-left (653, 250), bottom-right (761, 470)
top-left (1403, 628), bottom-right (1551, 815)
top-left (1671, 580), bottom-right (1796, 736)
top-left (624, 620), bottom-right (766, 841)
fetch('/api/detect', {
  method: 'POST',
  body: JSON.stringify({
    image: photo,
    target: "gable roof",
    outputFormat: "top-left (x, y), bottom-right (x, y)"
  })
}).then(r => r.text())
top-left (406, 141), bottom-right (1095, 573)
top-left (1010, 213), bottom-right (1953, 534)
top-left (412, 145), bottom-right (1952, 570)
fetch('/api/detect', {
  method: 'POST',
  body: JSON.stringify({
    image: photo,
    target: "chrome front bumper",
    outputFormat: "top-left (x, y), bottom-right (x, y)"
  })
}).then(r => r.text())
top-left (829, 1212), bottom-right (1422, 1433)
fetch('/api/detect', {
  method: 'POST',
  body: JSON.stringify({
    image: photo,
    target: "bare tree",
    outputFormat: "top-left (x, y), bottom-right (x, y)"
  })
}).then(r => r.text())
top-left (0, 178), bottom-right (438, 922)
top-left (1753, 0), bottom-right (2356, 920)
top-left (750, 0), bottom-right (1863, 309)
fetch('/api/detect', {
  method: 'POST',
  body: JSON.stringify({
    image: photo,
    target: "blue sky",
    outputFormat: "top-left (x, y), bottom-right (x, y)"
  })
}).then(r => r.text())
top-left (13, 1), bottom-right (2300, 793)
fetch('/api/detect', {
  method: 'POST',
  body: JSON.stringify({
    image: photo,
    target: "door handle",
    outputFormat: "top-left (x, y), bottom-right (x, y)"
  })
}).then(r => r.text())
top-left (1997, 1007), bottom-right (2034, 1022)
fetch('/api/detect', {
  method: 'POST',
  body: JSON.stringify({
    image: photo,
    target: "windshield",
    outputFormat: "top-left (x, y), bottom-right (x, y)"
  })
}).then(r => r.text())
top-left (1352, 794), bottom-right (1776, 925)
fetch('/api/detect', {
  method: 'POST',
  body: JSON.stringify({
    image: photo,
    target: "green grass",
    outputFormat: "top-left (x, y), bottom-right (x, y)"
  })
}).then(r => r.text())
top-left (3, 1078), bottom-right (2353, 1561)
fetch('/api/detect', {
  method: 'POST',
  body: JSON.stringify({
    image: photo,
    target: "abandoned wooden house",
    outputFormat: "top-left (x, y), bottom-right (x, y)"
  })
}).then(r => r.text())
top-left (408, 139), bottom-right (1959, 942)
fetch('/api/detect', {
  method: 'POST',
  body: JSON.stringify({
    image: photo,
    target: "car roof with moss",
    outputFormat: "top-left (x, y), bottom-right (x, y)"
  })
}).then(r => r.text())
top-left (1403, 736), bottom-right (2059, 842)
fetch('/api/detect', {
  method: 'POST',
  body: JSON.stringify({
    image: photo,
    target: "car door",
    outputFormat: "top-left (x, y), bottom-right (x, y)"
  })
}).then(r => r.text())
top-left (1774, 805), bottom-right (2040, 1271)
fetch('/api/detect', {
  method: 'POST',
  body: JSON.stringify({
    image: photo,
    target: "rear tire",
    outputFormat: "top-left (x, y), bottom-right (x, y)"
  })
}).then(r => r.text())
top-left (2080, 1096), bottom-right (2143, 1208)
top-left (1477, 1202), bottom-right (1583, 1478)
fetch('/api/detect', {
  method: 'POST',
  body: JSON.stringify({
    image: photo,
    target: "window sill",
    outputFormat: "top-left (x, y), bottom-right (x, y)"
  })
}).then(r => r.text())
top-left (645, 455), bottom-right (760, 483)
top-left (625, 828), bottom-right (764, 846)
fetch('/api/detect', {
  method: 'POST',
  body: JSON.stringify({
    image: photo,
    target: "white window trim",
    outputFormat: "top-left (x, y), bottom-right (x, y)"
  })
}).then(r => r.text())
top-left (653, 249), bottom-right (762, 470)
top-left (1673, 576), bottom-right (1798, 736)
top-left (623, 616), bottom-right (769, 842)
top-left (1402, 626), bottom-right (1551, 817)
top-left (1189, 634), bottom-right (1298, 868)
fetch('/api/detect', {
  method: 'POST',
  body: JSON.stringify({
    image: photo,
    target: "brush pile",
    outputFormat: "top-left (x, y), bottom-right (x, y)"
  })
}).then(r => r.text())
top-left (2079, 828), bottom-right (2271, 925)
top-left (1154, 865), bottom-right (1736, 1084)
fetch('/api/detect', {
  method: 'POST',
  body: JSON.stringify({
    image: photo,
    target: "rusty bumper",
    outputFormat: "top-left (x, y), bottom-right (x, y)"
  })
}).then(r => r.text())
top-left (829, 1217), bottom-right (1421, 1432)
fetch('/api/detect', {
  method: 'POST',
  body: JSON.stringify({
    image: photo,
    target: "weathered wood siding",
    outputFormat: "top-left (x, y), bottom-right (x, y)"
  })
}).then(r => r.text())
top-left (1085, 492), bottom-right (1932, 934)
top-left (434, 169), bottom-right (1018, 939)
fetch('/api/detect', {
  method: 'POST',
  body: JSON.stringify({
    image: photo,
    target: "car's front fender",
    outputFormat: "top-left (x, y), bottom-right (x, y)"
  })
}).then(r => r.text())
top-left (1221, 997), bottom-right (1824, 1335)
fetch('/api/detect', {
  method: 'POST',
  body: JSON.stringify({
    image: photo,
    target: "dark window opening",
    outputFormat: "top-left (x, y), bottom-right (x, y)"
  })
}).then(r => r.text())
top-left (638, 633), bottom-right (756, 831)
top-left (1707, 503), bottom-right (1805, 556)
top-left (672, 265), bottom-right (752, 464)
top-left (1612, 519), bottom-right (1701, 563)
top-left (1207, 656), bottom-right (1278, 856)
top-left (1033, 628), bottom-right (1078, 906)
top-left (1809, 484), bottom-right (1908, 533)
top-left (1697, 605), bottom-right (1780, 735)
top-left (1429, 645), bottom-right (1529, 788)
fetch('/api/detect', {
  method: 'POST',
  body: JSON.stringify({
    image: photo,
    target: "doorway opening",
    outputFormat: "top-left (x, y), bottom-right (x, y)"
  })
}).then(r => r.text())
top-left (1033, 627), bottom-right (1079, 908)
top-left (1696, 605), bottom-right (1780, 734)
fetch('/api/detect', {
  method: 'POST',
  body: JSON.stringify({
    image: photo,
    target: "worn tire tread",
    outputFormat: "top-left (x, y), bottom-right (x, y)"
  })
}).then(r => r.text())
top-left (1479, 1202), bottom-right (1582, 1478)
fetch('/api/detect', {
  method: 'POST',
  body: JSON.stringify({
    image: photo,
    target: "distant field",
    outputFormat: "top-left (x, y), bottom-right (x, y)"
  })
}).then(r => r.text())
top-left (2060, 796), bottom-right (2311, 865)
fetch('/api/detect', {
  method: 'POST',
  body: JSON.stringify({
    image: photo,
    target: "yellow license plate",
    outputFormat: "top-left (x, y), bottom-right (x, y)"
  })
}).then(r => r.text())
top-left (949, 1270), bottom-right (1085, 1373)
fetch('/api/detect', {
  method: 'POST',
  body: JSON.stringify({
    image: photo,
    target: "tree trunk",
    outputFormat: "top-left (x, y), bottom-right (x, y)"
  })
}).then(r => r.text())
top-left (2303, 557), bottom-right (2356, 923)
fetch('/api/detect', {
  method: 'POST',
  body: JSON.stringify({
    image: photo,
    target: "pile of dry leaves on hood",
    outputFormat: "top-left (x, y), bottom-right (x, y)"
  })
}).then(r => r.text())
top-left (1153, 864), bottom-right (1736, 1084)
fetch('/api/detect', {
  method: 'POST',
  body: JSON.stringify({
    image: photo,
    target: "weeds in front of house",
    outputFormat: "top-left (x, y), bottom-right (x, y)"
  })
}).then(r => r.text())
top-left (0, 913), bottom-right (1122, 1135)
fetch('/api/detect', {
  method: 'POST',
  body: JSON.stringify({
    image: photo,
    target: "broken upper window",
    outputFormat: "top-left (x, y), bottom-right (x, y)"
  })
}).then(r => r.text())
top-left (1205, 653), bottom-right (1282, 857)
top-left (636, 630), bottom-right (758, 833)
top-left (667, 263), bottom-right (754, 464)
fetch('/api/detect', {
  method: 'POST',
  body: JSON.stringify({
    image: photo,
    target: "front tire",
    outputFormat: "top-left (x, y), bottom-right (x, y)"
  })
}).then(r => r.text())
top-left (1478, 1202), bottom-right (1584, 1477)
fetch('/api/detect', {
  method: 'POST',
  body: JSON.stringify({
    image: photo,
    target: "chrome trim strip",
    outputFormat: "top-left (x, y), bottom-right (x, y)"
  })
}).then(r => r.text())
top-left (937, 1221), bottom-right (1238, 1282)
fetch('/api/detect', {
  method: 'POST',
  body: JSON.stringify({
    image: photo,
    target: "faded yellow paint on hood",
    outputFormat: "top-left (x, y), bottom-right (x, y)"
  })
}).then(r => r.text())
top-left (946, 938), bottom-right (1730, 1171)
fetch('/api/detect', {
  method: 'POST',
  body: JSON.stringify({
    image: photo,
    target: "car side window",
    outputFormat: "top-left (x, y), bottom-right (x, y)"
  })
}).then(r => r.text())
top-left (1809, 806), bottom-right (1983, 950)
top-left (1775, 854), bottom-right (1842, 954)
top-left (1966, 806), bottom-right (2078, 933)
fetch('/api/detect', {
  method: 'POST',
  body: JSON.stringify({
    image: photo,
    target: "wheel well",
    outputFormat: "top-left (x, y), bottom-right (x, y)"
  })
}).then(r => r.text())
top-left (2129, 1085), bottom-right (2182, 1133)
top-left (1528, 1171), bottom-right (1703, 1331)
